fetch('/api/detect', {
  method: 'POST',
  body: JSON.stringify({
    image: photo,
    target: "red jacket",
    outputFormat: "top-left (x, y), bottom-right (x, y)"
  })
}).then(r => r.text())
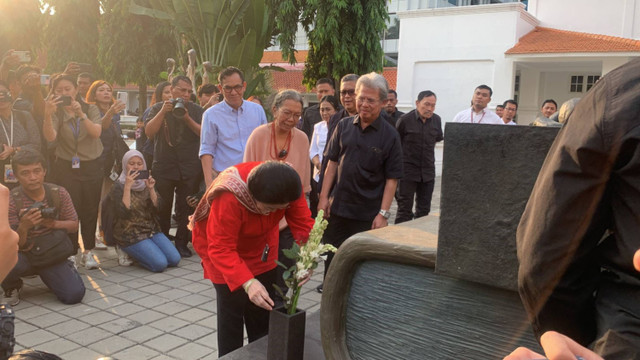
top-left (192, 162), bottom-right (314, 292)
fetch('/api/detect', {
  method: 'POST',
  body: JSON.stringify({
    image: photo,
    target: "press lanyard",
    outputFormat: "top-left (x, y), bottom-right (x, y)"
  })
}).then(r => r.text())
top-left (69, 118), bottom-right (81, 155)
top-left (0, 112), bottom-right (14, 148)
top-left (470, 109), bottom-right (486, 124)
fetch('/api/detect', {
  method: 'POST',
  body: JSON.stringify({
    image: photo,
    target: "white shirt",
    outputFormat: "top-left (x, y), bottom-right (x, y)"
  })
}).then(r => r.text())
top-left (504, 120), bottom-right (517, 125)
top-left (309, 121), bottom-right (328, 182)
top-left (452, 107), bottom-right (503, 125)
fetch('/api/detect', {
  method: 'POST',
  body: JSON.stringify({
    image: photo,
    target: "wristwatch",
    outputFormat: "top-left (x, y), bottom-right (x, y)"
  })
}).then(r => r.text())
top-left (378, 209), bottom-right (390, 219)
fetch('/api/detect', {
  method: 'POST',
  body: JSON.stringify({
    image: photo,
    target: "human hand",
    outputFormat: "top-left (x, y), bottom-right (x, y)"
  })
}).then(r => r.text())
top-left (110, 100), bottom-right (126, 114)
top-left (145, 175), bottom-right (155, 189)
top-left (503, 331), bottom-right (603, 360)
top-left (371, 213), bottom-right (388, 229)
top-left (40, 218), bottom-right (57, 229)
top-left (44, 94), bottom-right (62, 115)
top-left (19, 208), bottom-right (42, 230)
top-left (0, 144), bottom-right (13, 160)
top-left (246, 280), bottom-right (274, 311)
top-left (124, 169), bottom-right (139, 188)
top-left (63, 62), bottom-right (81, 75)
top-left (1, 50), bottom-right (20, 69)
top-left (634, 249), bottom-right (640, 272)
top-left (70, 100), bottom-right (83, 117)
top-left (317, 196), bottom-right (330, 218)
top-left (160, 100), bottom-right (173, 114)
top-left (205, 95), bottom-right (220, 109)
top-left (298, 269), bottom-right (313, 286)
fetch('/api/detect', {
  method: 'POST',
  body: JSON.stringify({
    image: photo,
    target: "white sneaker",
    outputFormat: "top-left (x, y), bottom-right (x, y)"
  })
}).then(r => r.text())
top-left (81, 251), bottom-right (99, 270)
top-left (116, 246), bottom-right (133, 266)
top-left (68, 254), bottom-right (78, 269)
top-left (2, 287), bottom-right (20, 306)
top-left (94, 233), bottom-right (108, 250)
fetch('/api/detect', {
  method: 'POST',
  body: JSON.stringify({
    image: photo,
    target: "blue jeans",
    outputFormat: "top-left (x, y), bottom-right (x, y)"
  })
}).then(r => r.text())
top-left (122, 232), bottom-right (181, 272)
top-left (1, 253), bottom-right (85, 304)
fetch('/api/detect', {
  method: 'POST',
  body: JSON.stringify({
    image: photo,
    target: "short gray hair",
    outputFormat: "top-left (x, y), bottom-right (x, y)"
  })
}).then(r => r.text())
top-left (355, 72), bottom-right (388, 102)
top-left (272, 89), bottom-right (303, 110)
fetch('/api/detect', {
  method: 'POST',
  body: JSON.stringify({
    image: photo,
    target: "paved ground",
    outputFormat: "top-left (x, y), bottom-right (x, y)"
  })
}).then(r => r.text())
top-left (7, 177), bottom-right (441, 359)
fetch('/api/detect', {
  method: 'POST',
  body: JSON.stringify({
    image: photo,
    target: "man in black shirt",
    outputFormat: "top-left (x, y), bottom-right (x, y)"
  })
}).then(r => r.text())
top-left (395, 90), bottom-right (443, 224)
top-left (318, 72), bottom-right (403, 285)
top-left (144, 75), bottom-right (203, 257)
top-left (384, 89), bottom-right (404, 127)
top-left (300, 78), bottom-right (336, 142)
top-left (517, 57), bottom-right (640, 357)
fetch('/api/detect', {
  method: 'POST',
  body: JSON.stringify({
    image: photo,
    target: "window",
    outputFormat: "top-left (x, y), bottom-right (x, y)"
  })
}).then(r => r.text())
top-left (514, 75), bottom-right (520, 92)
top-left (586, 75), bottom-right (600, 91)
top-left (570, 75), bottom-right (584, 93)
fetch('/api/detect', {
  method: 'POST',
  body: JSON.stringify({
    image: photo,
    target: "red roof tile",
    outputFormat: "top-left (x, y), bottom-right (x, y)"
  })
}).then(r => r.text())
top-left (506, 27), bottom-right (640, 55)
top-left (269, 67), bottom-right (398, 94)
top-left (261, 50), bottom-right (308, 64)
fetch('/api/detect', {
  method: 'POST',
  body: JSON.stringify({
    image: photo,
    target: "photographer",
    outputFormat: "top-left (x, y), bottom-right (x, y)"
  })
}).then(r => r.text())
top-left (42, 73), bottom-right (103, 270)
top-left (0, 80), bottom-right (41, 189)
top-left (144, 76), bottom-right (203, 258)
top-left (1, 149), bottom-right (84, 306)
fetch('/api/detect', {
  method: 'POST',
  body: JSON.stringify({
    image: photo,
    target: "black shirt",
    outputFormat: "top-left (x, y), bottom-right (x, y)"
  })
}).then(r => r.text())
top-left (325, 114), bottom-right (403, 221)
top-left (386, 108), bottom-right (404, 128)
top-left (396, 109), bottom-right (443, 182)
top-left (301, 104), bottom-right (322, 142)
top-left (145, 101), bottom-right (204, 181)
top-left (517, 57), bottom-right (640, 346)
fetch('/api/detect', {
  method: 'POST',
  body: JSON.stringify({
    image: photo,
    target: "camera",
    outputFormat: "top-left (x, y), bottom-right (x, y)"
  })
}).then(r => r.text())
top-left (0, 91), bottom-right (12, 103)
top-left (21, 202), bottom-right (57, 220)
top-left (170, 98), bottom-right (187, 118)
top-left (0, 304), bottom-right (15, 359)
top-left (57, 95), bottom-right (72, 108)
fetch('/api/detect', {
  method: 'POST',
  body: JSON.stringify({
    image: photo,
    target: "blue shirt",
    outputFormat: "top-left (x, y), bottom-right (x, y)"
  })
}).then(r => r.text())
top-left (199, 100), bottom-right (267, 172)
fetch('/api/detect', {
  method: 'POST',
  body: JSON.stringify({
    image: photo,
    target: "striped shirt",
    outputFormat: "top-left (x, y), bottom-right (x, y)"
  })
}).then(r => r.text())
top-left (9, 185), bottom-right (78, 238)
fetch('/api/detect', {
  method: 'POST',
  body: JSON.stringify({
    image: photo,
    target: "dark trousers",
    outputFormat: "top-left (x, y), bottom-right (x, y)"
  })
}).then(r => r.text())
top-left (395, 179), bottom-right (435, 224)
top-left (309, 179), bottom-right (319, 219)
top-left (213, 269), bottom-right (277, 357)
top-left (2, 253), bottom-right (85, 304)
top-left (322, 215), bottom-right (372, 279)
top-left (53, 157), bottom-right (103, 252)
top-left (155, 176), bottom-right (200, 245)
top-left (274, 227), bottom-right (295, 308)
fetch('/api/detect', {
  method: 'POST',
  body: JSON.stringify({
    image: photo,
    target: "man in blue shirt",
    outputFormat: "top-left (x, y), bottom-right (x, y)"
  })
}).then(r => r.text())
top-left (200, 67), bottom-right (267, 188)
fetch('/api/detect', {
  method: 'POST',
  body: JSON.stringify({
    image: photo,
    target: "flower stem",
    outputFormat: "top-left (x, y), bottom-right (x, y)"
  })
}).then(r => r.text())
top-left (289, 285), bottom-right (301, 315)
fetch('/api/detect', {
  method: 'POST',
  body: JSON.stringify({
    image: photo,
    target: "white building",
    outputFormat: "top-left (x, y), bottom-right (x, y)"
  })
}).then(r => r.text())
top-left (396, 0), bottom-right (640, 124)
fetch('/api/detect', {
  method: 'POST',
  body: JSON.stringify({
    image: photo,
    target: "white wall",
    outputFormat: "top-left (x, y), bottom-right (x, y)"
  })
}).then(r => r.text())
top-left (528, 0), bottom-right (640, 39)
top-left (396, 3), bottom-right (536, 123)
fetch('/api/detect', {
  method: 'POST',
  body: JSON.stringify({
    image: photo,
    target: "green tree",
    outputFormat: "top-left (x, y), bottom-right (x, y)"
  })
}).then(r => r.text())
top-left (98, 0), bottom-right (178, 112)
top-left (44, 0), bottom-right (101, 74)
top-left (129, 0), bottom-right (281, 98)
top-left (274, 0), bottom-right (389, 89)
top-left (0, 0), bottom-right (45, 58)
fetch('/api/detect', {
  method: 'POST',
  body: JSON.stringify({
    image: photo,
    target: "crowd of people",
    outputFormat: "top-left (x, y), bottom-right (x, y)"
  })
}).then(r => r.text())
top-left (0, 46), bottom-right (638, 359)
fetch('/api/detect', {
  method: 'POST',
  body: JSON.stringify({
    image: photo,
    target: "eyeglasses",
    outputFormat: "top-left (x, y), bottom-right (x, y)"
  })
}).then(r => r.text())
top-left (174, 86), bottom-right (193, 94)
top-left (340, 89), bottom-right (355, 96)
top-left (279, 109), bottom-right (302, 120)
top-left (222, 85), bottom-right (244, 93)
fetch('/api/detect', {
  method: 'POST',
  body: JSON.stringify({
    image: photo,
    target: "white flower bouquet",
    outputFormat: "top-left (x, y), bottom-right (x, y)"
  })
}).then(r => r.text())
top-left (274, 210), bottom-right (337, 315)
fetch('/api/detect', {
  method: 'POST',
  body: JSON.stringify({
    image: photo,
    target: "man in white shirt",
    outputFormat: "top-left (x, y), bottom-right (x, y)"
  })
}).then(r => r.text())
top-left (501, 100), bottom-right (518, 125)
top-left (452, 85), bottom-right (503, 124)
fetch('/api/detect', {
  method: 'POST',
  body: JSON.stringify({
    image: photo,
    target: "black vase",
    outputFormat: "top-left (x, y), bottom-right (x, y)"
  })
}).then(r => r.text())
top-left (267, 306), bottom-right (306, 360)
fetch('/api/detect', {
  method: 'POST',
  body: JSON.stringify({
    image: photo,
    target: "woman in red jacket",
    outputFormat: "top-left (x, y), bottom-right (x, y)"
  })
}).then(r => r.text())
top-left (191, 161), bottom-right (314, 357)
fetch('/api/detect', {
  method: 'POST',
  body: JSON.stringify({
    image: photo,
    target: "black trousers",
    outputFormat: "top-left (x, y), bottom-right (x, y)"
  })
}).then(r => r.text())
top-left (155, 176), bottom-right (200, 245)
top-left (322, 214), bottom-right (372, 279)
top-left (395, 179), bottom-right (435, 224)
top-left (213, 269), bottom-right (277, 357)
top-left (53, 157), bottom-right (103, 252)
top-left (309, 179), bottom-right (319, 219)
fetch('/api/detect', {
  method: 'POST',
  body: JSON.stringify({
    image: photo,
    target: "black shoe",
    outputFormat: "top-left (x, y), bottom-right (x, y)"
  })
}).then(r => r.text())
top-left (316, 284), bottom-right (323, 294)
top-left (175, 243), bottom-right (192, 258)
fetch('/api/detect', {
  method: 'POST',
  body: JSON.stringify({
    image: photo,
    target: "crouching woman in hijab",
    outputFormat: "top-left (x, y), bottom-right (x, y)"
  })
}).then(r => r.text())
top-left (191, 161), bottom-right (314, 357)
top-left (108, 150), bottom-right (180, 272)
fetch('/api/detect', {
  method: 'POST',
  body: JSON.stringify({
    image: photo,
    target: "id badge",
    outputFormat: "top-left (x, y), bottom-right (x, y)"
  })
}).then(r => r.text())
top-left (71, 156), bottom-right (80, 169)
top-left (4, 164), bottom-right (17, 183)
